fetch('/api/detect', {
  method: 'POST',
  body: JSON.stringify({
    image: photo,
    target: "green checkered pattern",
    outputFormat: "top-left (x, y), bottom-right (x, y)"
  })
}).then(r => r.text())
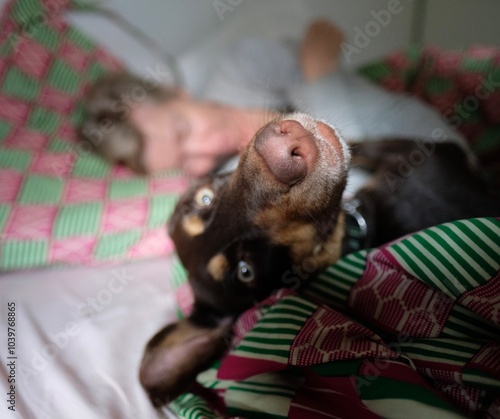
top-left (0, 0), bottom-right (186, 271)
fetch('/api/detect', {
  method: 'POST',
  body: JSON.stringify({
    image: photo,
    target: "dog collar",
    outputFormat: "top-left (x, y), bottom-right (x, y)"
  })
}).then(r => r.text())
top-left (341, 198), bottom-right (368, 254)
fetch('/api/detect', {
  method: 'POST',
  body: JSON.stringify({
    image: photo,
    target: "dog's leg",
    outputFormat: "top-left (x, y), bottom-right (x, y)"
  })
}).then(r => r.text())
top-left (139, 306), bottom-right (233, 406)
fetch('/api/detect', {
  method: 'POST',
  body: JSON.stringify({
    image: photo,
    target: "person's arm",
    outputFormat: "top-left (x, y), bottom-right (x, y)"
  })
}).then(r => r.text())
top-left (299, 20), bottom-right (344, 83)
top-left (291, 20), bottom-right (468, 150)
top-left (291, 20), bottom-right (366, 141)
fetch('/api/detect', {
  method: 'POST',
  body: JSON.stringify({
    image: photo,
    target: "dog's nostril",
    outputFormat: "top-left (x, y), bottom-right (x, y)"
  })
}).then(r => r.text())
top-left (268, 122), bottom-right (285, 136)
top-left (279, 120), bottom-right (302, 135)
top-left (279, 126), bottom-right (290, 136)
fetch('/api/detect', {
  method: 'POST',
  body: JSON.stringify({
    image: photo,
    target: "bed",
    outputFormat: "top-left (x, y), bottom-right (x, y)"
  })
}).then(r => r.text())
top-left (0, 1), bottom-right (499, 418)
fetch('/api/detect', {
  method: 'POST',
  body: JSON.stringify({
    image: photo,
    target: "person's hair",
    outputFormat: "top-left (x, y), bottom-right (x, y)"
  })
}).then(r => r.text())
top-left (78, 72), bottom-right (176, 174)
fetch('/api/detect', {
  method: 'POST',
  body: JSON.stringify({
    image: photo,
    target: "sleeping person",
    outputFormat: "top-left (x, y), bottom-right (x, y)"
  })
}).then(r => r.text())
top-left (79, 20), bottom-right (469, 180)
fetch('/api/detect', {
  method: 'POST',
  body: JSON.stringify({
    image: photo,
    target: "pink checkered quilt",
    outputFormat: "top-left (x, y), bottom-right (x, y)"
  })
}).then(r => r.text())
top-left (0, 0), bottom-right (187, 271)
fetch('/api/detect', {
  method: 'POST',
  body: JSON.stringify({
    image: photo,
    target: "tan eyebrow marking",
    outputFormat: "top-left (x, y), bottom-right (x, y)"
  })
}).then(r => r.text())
top-left (207, 253), bottom-right (229, 282)
top-left (182, 214), bottom-right (205, 236)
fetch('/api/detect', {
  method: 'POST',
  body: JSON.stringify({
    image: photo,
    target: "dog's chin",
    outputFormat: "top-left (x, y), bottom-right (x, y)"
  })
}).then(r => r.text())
top-left (242, 113), bottom-right (348, 188)
top-left (230, 113), bottom-right (349, 270)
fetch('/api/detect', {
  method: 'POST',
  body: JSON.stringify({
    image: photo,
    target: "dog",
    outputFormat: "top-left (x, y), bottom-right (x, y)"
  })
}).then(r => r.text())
top-left (139, 112), bottom-right (499, 406)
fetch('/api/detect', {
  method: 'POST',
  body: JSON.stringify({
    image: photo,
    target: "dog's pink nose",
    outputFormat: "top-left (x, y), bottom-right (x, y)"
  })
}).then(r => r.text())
top-left (255, 120), bottom-right (318, 186)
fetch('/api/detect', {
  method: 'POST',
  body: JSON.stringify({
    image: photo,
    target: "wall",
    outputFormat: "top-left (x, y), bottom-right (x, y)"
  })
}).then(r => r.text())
top-left (2, 0), bottom-right (499, 61)
top-left (67, 0), bottom-right (417, 67)
top-left (422, 0), bottom-right (500, 49)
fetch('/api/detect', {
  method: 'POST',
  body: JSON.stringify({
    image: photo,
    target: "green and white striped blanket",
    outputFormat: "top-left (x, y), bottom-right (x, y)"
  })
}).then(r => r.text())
top-left (170, 218), bottom-right (500, 419)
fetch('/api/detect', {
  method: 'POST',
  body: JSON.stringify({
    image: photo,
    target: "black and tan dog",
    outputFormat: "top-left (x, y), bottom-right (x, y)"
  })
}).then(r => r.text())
top-left (139, 112), bottom-right (499, 406)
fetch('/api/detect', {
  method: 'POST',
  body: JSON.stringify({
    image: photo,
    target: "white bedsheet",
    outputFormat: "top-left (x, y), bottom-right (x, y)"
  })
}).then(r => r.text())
top-left (0, 258), bottom-right (179, 418)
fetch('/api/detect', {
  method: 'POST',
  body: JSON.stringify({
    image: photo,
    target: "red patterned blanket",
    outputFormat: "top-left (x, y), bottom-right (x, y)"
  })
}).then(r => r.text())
top-left (171, 218), bottom-right (500, 418)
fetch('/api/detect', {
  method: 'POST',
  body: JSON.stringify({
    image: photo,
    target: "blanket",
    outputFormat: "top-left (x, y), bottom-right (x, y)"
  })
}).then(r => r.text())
top-left (359, 45), bottom-right (500, 186)
top-left (170, 218), bottom-right (500, 418)
top-left (0, 0), bottom-right (185, 271)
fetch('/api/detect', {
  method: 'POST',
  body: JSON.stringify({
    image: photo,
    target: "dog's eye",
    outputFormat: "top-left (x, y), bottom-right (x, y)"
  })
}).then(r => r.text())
top-left (194, 187), bottom-right (214, 207)
top-left (237, 261), bottom-right (255, 283)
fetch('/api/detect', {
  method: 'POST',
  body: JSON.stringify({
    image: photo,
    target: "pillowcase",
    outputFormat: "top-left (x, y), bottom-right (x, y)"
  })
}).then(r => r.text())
top-left (0, 0), bottom-right (186, 271)
top-left (359, 45), bottom-right (500, 185)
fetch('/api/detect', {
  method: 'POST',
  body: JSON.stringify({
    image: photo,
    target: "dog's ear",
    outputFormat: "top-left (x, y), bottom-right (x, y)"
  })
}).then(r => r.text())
top-left (139, 307), bottom-right (233, 406)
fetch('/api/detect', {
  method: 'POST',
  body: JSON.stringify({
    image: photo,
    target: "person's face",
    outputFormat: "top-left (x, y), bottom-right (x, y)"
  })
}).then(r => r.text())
top-left (130, 95), bottom-right (237, 175)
